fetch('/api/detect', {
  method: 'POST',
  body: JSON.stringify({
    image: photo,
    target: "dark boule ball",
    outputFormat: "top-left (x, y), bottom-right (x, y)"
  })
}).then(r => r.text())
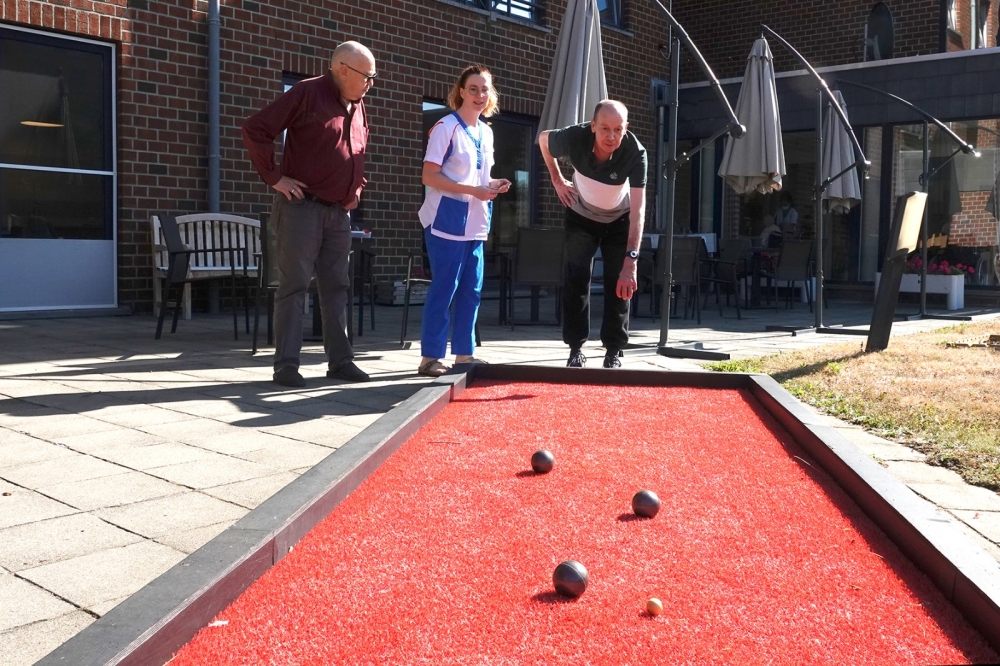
top-left (632, 489), bottom-right (661, 518)
top-left (553, 560), bottom-right (589, 598)
top-left (530, 449), bottom-right (554, 474)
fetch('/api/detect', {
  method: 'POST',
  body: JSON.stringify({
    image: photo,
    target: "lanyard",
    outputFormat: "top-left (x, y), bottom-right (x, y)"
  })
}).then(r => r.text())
top-left (453, 112), bottom-right (483, 170)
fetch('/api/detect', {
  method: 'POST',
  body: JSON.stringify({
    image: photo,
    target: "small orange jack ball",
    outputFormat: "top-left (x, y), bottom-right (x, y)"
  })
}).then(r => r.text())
top-left (646, 598), bottom-right (663, 616)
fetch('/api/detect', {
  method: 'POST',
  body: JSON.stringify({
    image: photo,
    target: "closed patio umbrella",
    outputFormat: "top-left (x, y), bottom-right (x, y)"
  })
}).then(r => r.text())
top-left (537, 0), bottom-right (608, 136)
top-left (718, 37), bottom-right (784, 195)
top-left (821, 90), bottom-right (861, 213)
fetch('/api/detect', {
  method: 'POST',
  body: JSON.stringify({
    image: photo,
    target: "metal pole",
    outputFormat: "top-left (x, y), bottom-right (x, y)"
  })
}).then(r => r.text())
top-left (815, 91), bottom-right (825, 329)
top-left (654, 103), bottom-right (666, 231)
top-left (920, 120), bottom-right (929, 315)
top-left (657, 37), bottom-right (681, 346)
top-left (208, 0), bottom-right (221, 213)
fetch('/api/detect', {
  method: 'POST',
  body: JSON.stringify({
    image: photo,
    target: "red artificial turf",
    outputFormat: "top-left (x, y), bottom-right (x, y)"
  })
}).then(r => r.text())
top-left (171, 381), bottom-right (998, 665)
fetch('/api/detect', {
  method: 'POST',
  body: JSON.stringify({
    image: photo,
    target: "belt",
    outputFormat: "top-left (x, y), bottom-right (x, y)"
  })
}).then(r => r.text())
top-left (303, 193), bottom-right (338, 208)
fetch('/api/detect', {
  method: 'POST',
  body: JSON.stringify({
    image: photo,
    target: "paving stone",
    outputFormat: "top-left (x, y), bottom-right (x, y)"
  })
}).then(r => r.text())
top-left (203, 471), bottom-right (301, 509)
top-left (1, 454), bottom-right (130, 491)
top-left (41, 471), bottom-right (185, 511)
top-left (257, 419), bottom-right (363, 446)
top-left (154, 520), bottom-right (238, 554)
top-left (136, 418), bottom-right (251, 445)
top-left (0, 570), bottom-right (77, 632)
top-left (906, 480), bottom-right (1000, 512)
top-left (90, 595), bottom-right (131, 617)
top-left (235, 440), bottom-right (332, 470)
top-left (0, 433), bottom-right (76, 468)
top-left (0, 481), bottom-right (76, 530)
top-left (883, 460), bottom-right (967, 486)
top-left (187, 430), bottom-right (296, 456)
top-left (0, 513), bottom-right (142, 572)
top-left (0, 610), bottom-right (94, 666)
top-left (52, 428), bottom-right (171, 453)
top-left (147, 455), bottom-right (278, 489)
top-left (2, 413), bottom-right (121, 440)
top-left (88, 404), bottom-right (199, 429)
top-left (83, 441), bottom-right (218, 472)
top-left (95, 492), bottom-right (246, 539)
top-left (20, 541), bottom-right (186, 610)
top-left (951, 509), bottom-right (1000, 546)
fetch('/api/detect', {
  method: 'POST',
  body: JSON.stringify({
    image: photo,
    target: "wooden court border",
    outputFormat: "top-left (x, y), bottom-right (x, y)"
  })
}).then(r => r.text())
top-left (38, 365), bottom-right (1000, 665)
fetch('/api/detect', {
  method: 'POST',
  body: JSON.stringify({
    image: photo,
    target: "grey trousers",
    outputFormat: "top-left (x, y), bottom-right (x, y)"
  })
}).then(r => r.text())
top-left (271, 194), bottom-right (354, 372)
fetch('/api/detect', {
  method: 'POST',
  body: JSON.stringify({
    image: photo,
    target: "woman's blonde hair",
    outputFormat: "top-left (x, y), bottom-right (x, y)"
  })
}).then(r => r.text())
top-left (447, 65), bottom-right (499, 118)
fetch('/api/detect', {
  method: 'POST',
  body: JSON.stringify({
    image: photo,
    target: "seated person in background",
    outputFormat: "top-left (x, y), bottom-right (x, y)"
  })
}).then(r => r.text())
top-left (758, 222), bottom-right (782, 248)
top-left (773, 193), bottom-right (799, 239)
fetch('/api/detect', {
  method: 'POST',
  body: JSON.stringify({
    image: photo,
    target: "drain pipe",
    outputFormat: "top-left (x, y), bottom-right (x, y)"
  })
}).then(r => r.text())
top-left (208, 0), bottom-right (220, 213)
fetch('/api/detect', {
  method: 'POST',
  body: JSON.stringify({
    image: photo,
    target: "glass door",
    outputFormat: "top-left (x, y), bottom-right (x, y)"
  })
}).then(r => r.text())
top-left (0, 26), bottom-right (117, 311)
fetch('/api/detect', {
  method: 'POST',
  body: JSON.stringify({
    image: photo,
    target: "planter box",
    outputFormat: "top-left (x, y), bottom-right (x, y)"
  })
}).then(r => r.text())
top-left (875, 272), bottom-right (964, 310)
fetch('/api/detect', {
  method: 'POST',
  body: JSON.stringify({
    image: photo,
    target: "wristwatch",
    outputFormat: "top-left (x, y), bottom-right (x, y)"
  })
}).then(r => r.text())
top-left (627, 250), bottom-right (640, 260)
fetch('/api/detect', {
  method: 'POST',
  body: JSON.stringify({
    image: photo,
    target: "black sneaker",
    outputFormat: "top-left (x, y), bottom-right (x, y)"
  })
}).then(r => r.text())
top-left (273, 366), bottom-right (306, 388)
top-left (603, 350), bottom-right (623, 369)
top-left (327, 361), bottom-right (370, 383)
top-left (567, 349), bottom-right (586, 368)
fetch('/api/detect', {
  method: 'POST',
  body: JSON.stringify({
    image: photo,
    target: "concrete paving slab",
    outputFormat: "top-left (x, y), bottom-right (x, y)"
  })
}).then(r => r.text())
top-left (202, 471), bottom-right (301, 509)
top-left (187, 429), bottom-right (300, 456)
top-left (52, 428), bottom-right (172, 453)
top-left (0, 432), bottom-right (77, 468)
top-left (952, 509), bottom-right (1000, 543)
top-left (1, 413), bottom-right (121, 440)
top-left (884, 460), bottom-right (969, 486)
top-left (234, 441), bottom-right (333, 470)
top-left (153, 520), bottom-right (239, 554)
top-left (147, 456), bottom-right (278, 489)
top-left (1, 454), bottom-right (130, 490)
top-left (0, 571), bottom-right (77, 632)
top-left (0, 513), bottom-right (142, 572)
top-left (136, 418), bottom-right (250, 444)
top-left (257, 419), bottom-right (364, 446)
top-left (946, 511), bottom-right (1000, 563)
top-left (19, 541), bottom-right (186, 611)
top-left (833, 427), bottom-right (927, 462)
top-left (95, 492), bottom-right (246, 539)
top-left (87, 404), bottom-right (199, 429)
top-left (89, 595), bottom-right (131, 617)
top-left (82, 441), bottom-right (219, 472)
top-left (907, 482), bottom-right (1000, 512)
top-left (40, 471), bottom-right (185, 511)
top-left (0, 611), bottom-right (94, 666)
top-left (0, 482), bottom-right (76, 530)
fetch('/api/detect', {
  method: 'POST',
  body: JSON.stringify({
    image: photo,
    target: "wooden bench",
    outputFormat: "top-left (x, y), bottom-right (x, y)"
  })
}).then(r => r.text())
top-left (151, 213), bottom-right (260, 319)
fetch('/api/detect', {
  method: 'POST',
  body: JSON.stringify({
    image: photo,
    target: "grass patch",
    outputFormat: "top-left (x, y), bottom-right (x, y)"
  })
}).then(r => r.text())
top-left (708, 322), bottom-right (1000, 491)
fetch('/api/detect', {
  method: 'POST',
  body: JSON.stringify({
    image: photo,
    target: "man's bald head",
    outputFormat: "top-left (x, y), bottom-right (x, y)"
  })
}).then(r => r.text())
top-left (593, 99), bottom-right (628, 124)
top-left (330, 41), bottom-right (376, 101)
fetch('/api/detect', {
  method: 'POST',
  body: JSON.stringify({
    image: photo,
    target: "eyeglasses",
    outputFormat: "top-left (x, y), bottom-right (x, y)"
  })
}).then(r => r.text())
top-left (464, 86), bottom-right (491, 97)
top-left (340, 61), bottom-right (377, 83)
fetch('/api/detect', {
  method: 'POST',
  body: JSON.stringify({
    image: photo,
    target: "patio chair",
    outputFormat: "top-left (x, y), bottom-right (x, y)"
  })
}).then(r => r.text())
top-left (155, 213), bottom-right (251, 340)
top-left (761, 239), bottom-right (814, 312)
top-left (700, 236), bottom-right (750, 319)
top-left (399, 249), bottom-right (482, 350)
top-left (508, 227), bottom-right (565, 329)
top-left (644, 236), bottom-right (706, 325)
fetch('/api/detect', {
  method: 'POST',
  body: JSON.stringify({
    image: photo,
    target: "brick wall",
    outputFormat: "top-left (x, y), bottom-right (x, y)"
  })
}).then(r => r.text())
top-left (2, 0), bottom-right (675, 311)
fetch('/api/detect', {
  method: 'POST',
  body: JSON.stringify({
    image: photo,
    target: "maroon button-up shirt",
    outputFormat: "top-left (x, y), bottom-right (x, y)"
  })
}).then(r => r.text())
top-left (242, 71), bottom-right (368, 206)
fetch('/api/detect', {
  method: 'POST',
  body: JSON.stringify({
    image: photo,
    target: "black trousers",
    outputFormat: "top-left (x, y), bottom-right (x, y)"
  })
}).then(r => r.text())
top-left (562, 209), bottom-right (630, 352)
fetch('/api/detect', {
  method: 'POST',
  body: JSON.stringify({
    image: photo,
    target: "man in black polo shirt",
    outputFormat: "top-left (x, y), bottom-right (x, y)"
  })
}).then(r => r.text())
top-left (539, 100), bottom-right (648, 368)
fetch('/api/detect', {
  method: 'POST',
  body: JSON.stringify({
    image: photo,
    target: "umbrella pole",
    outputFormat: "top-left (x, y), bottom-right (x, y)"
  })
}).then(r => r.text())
top-left (815, 90), bottom-right (825, 330)
top-left (657, 37), bottom-right (680, 348)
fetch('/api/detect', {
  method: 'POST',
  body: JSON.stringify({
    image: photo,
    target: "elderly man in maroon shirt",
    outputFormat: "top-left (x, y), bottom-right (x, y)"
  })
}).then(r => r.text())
top-left (243, 41), bottom-right (376, 387)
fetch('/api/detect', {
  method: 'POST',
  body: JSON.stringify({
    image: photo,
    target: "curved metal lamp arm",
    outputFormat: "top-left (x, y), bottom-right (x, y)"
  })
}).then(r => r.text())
top-left (836, 79), bottom-right (980, 156)
top-left (650, 0), bottom-right (744, 139)
top-left (762, 25), bottom-right (871, 179)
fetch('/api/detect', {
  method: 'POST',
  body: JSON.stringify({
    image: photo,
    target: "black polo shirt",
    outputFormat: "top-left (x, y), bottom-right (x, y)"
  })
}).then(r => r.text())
top-left (547, 123), bottom-right (647, 223)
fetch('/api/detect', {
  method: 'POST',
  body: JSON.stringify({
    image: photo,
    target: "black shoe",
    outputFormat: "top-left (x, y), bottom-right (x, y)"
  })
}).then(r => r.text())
top-left (603, 350), bottom-right (623, 369)
top-left (567, 349), bottom-right (586, 368)
top-left (273, 366), bottom-right (306, 388)
top-left (327, 361), bottom-right (370, 383)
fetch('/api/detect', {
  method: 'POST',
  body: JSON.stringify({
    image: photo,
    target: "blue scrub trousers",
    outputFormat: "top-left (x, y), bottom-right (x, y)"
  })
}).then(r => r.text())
top-left (420, 227), bottom-right (484, 359)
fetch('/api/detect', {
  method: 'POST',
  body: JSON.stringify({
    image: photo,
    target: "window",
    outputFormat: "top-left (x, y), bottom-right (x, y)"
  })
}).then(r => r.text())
top-left (1, 25), bottom-right (117, 312)
top-left (465, 0), bottom-right (544, 23)
top-left (975, 0), bottom-right (991, 47)
top-left (947, 0), bottom-right (958, 30)
top-left (597, 0), bottom-right (624, 28)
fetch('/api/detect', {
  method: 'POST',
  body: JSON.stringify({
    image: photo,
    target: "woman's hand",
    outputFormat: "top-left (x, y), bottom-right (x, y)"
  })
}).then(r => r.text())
top-left (470, 186), bottom-right (501, 202)
top-left (490, 178), bottom-right (513, 194)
